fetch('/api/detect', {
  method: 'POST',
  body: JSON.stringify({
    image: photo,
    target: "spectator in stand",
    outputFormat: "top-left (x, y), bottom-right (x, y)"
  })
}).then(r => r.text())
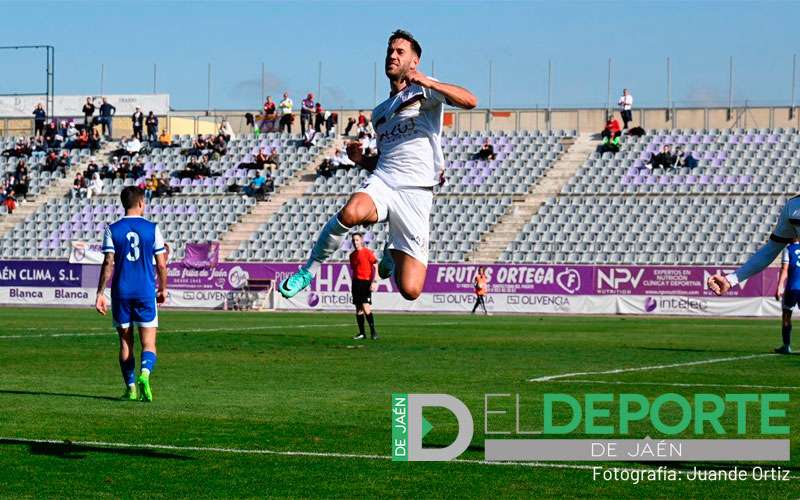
top-left (261, 95), bottom-right (277, 132)
top-left (301, 93), bottom-right (315, 132)
top-left (674, 146), bottom-right (699, 169)
top-left (100, 159), bottom-right (117, 180)
top-left (144, 174), bottom-right (158, 200)
top-left (73, 128), bottom-right (90, 150)
top-left (82, 97), bottom-right (96, 127)
top-left (13, 174), bottom-right (29, 201)
top-left (89, 127), bottom-right (102, 151)
top-left (177, 157), bottom-right (199, 179)
top-left (474, 138), bottom-right (496, 161)
top-left (157, 172), bottom-right (178, 196)
top-left (32, 103), bottom-right (47, 136)
top-left (265, 147), bottom-right (280, 172)
top-left (648, 145), bottom-right (677, 170)
top-left (314, 102), bottom-right (325, 133)
top-left (98, 97), bottom-right (116, 138)
top-left (243, 171), bottom-right (273, 198)
top-left (302, 123), bottom-right (318, 148)
top-left (131, 107), bottom-right (144, 140)
top-left (618, 88), bottom-right (633, 131)
top-left (71, 172), bottom-right (87, 199)
top-left (357, 111), bottom-right (367, 130)
top-left (146, 112), bottom-right (159, 143)
top-left (4, 190), bottom-right (17, 214)
top-left (601, 117), bottom-right (621, 140)
top-left (325, 112), bottom-right (337, 136)
top-left (2, 140), bottom-right (31, 158)
top-left (599, 134), bottom-right (621, 154)
top-left (186, 134), bottom-right (207, 156)
top-left (84, 158), bottom-right (99, 179)
top-left (131, 159), bottom-right (146, 179)
top-left (43, 151), bottom-right (60, 173)
top-left (86, 172), bottom-right (104, 199)
top-left (44, 122), bottom-right (59, 148)
top-left (117, 158), bottom-right (133, 179)
top-left (344, 117), bottom-right (357, 136)
top-left (31, 136), bottom-right (46, 154)
top-left (66, 121), bottom-right (78, 145)
top-left (219, 119), bottom-right (235, 141)
top-left (279, 91), bottom-right (293, 134)
top-left (210, 134), bottom-right (227, 159)
top-left (158, 129), bottom-right (173, 148)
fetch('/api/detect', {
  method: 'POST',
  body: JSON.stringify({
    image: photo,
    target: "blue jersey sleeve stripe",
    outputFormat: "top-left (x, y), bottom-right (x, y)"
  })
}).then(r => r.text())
top-left (154, 247), bottom-right (166, 255)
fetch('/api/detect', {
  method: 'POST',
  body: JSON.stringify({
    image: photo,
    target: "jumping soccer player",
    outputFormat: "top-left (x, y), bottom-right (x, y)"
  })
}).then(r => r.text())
top-left (95, 186), bottom-right (168, 401)
top-left (773, 238), bottom-right (800, 354)
top-left (471, 266), bottom-right (489, 315)
top-left (278, 29), bottom-right (477, 301)
top-left (349, 233), bottom-right (379, 340)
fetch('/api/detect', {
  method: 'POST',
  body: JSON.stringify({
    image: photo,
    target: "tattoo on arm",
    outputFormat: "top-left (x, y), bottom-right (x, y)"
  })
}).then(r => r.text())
top-left (96, 253), bottom-right (114, 295)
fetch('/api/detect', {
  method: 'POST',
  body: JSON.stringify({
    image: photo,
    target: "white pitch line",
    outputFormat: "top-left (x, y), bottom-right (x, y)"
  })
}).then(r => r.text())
top-left (549, 379), bottom-right (800, 391)
top-left (1, 437), bottom-right (795, 479)
top-left (0, 321), bottom-right (463, 340)
top-left (528, 353), bottom-right (776, 382)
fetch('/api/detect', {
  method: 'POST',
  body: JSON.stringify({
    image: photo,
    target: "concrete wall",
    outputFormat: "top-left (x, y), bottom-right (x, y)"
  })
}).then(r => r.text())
top-left (2, 106), bottom-right (798, 138)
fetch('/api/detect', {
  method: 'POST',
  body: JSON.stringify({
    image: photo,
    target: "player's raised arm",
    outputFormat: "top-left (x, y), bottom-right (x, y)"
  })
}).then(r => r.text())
top-left (708, 201), bottom-right (796, 296)
top-left (405, 69), bottom-right (478, 110)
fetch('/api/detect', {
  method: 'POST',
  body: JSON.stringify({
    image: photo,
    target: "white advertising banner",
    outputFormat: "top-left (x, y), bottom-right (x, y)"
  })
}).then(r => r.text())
top-left (0, 94), bottom-right (170, 117)
top-left (615, 295), bottom-right (770, 317)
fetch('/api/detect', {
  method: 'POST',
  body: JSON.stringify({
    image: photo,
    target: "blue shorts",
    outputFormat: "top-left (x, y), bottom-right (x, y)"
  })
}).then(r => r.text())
top-left (112, 297), bottom-right (158, 329)
top-left (782, 290), bottom-right (800, 311)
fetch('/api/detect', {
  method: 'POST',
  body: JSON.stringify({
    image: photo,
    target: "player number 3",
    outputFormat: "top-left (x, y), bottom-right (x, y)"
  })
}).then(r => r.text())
top-left (126, 232), bottom-right (140, 262)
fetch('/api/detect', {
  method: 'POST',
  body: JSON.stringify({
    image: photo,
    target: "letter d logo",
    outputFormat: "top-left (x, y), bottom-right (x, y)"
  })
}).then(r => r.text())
top-left (393, 393), bottom-right (473, 461)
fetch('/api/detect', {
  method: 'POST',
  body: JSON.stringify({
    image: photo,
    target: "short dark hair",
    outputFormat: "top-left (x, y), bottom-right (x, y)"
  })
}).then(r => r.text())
top-left (351, 232), bottom-right (364, 241)
top-left (388, 30), bottom-right (422, 58)
top-left (120, 186), bottom-right (145, 210)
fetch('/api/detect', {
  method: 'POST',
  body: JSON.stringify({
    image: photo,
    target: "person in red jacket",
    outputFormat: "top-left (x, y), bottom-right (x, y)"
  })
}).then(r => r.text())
top-left (349, 233), bottom-right (379, 340)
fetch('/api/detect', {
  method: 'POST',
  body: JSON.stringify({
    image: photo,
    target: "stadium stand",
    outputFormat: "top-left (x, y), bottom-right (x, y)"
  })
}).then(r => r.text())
top-left (0, 133), bottom-right (334, 260)
top-left (229, 129), bottom-right (572, 262)
top-left (502, 127), bottom-right (800, 265)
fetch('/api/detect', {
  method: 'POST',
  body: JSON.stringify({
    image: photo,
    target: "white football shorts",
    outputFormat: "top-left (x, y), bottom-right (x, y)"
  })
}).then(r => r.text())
top-left (355, 174), bottom-right (432, 266)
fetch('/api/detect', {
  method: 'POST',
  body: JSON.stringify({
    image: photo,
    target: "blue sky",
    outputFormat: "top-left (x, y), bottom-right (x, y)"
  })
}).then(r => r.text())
top-left (0, 1), bottom-right (798, 110)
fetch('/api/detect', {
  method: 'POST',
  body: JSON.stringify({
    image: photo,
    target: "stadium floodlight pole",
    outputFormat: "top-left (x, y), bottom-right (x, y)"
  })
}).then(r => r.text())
top-left (260, 62), bottom-right (265, 105)
top-left (547, 59), bottom-right (552, 132)
top-left (728, 56), bottom-right (734, 121)
top-left (667, 57), bottom-right (672, 123)
top-left (207, 63), bottom-right (212, 115)
top-left (431, 59), bottom-right (435, 78)
top-left (606, 57), bottom-right (612, 119)
top-left (488, 59), bottom-right (493, 131)
top-left (791, 54), bottom-right (797, 120)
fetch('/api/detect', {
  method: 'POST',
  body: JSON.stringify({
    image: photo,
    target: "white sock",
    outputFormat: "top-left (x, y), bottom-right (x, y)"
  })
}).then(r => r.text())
top-left (128, 383), bottom-right (136, 389)
top-left (304, 215), bottom-right (350, 275)
top-left (141, 368), bottom-right (151, 376)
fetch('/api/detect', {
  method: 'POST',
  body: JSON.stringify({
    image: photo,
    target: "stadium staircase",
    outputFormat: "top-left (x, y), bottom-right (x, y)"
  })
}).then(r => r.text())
top-left (467, 133), bottom-right (600, 262)
top-left (0, 143), bottom-right (115, 239)
top-left (218, 143), bottom-right (337, 260)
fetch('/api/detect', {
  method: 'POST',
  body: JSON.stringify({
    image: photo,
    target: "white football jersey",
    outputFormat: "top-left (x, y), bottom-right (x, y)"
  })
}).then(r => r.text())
top-left (371, 82), bottom-right (446, 188)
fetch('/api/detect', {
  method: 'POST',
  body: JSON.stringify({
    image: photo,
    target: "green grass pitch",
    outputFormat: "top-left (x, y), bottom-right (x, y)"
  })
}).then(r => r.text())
top-left (0, 307), bottom-right (798, 498)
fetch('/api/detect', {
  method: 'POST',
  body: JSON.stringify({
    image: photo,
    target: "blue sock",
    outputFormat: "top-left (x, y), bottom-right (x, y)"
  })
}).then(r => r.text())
top-left (120, 355), bottom-right (135, 386)
top-left (141, 351), bottom-right (157, 375)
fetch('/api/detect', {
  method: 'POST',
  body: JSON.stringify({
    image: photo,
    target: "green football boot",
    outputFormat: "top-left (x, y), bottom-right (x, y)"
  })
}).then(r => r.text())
top-left (278, 267), bottom-right (314, 298)
top-left (137, 373), bottom-right (153, 402)
top-left (120, 385), bottom-right (138, 401)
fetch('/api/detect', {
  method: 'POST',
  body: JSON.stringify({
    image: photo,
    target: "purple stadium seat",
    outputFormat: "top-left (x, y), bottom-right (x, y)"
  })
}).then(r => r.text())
top-left (686, 175), bottom-right (697, 184)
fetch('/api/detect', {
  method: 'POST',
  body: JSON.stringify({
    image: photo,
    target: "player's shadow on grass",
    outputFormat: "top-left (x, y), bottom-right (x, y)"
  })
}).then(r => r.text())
top-left (0, 389), bottom-right (119, 402)
top-left (0, 439), bottom-right (191, 461)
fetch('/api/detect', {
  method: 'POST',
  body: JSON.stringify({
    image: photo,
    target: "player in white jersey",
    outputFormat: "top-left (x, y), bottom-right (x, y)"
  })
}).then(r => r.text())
top-left (279, 30), bottom-right (477, 301)
top-left (708, 196), bottom-right (800, 298)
